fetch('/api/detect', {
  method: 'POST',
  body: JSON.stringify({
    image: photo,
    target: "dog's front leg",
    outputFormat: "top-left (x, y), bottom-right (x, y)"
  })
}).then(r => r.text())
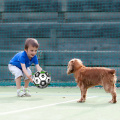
top-left (77, 84), bottom-right (87, 103)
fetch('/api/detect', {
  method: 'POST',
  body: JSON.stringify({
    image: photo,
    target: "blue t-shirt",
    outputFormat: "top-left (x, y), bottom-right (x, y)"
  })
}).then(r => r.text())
top-left (9, 51), bottom-right (38, 69)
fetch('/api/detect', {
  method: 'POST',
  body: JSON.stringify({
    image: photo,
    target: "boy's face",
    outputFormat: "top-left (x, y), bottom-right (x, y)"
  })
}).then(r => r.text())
top-left (25, 45), bottom-right (38, 59)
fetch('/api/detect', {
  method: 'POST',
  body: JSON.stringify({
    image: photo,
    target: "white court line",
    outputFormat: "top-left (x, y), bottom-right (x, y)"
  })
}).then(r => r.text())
top-left (0, 96), bottom-right (97, 116)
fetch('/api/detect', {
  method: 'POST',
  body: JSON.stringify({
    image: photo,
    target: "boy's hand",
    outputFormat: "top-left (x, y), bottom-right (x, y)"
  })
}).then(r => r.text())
top-left (30, 78), bottom-right (33, 83)
top-left (28, 75), bottom-right (33, 83)
top-left (21, 63), bottom-right (33, 83)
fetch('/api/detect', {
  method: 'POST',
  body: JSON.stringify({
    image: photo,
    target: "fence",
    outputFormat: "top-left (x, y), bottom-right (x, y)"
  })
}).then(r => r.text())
top-left (0, 0), bottom-right (120, 87)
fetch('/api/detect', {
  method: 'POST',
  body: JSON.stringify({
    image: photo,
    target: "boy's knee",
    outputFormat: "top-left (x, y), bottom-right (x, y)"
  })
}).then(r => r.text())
top-left (15, 76), bottom-right (22, 81)
top-left (15, 71), bottom-right (23, 80)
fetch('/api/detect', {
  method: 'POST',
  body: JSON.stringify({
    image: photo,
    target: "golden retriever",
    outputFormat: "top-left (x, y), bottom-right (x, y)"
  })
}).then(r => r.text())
top-left (67, 58), bottom-right (117, 103)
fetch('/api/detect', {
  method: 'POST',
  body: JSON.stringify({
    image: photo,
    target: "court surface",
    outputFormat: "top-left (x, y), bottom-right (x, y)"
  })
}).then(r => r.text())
top-left (0, 87), bottom-right (120, 120)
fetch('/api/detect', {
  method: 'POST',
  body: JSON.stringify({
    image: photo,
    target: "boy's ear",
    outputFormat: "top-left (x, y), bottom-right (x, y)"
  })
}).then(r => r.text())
top-left (24, 49), bottom-right (27, 52)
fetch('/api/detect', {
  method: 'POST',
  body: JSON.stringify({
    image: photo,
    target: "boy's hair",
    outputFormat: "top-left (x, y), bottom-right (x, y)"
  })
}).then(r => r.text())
top-left (25, 38), bottom-right (39, 50)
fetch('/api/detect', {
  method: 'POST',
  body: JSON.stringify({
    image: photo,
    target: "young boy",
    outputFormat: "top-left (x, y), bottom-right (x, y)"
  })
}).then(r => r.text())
top-left (8, 38), bottom-right (42, 97)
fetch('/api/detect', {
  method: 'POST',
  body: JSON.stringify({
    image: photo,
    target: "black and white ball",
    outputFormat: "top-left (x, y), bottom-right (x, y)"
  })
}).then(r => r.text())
top-left (33, 71), bottom-right (51, 89)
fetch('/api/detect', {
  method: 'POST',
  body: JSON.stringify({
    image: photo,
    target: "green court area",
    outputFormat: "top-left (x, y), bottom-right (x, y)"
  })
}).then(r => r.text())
top-left (0, 87), bottom-right (120, 120)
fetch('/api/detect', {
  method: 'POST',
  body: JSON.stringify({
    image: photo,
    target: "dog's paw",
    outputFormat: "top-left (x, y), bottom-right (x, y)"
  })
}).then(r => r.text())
top-left (77, 99), bottom-right (85, 103)
top-left (109, 100), bottom-right (117, 104)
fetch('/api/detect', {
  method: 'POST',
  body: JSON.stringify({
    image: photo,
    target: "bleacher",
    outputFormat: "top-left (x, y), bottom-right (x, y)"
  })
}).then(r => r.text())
top-left (0, 0), bottom-right (120, 86)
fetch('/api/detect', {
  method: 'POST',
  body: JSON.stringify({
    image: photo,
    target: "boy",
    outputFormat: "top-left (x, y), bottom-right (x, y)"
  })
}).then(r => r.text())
top-left (8, 38), bottom-right (42, 97)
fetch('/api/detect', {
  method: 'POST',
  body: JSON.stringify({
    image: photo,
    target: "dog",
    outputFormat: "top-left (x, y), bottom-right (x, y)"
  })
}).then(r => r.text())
top-left (67, 58), bottom-right (117, 103)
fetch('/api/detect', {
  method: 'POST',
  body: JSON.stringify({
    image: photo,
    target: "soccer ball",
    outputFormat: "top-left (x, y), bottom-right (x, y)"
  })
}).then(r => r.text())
top-left (33, 70), bottom-right (51, 89)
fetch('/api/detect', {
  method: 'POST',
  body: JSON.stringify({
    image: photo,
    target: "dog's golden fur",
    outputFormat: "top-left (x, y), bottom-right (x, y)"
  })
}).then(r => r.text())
top-left (67, 58), bottom-right (117, 103)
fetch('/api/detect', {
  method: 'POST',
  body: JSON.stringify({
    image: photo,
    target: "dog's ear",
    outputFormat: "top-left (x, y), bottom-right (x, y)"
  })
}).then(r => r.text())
top-left (70, 61), bottom-right (74, 73)
top-left (67, 60), bottom-right (75, 74)
top-left (68, 60), bottom-right (74, 73)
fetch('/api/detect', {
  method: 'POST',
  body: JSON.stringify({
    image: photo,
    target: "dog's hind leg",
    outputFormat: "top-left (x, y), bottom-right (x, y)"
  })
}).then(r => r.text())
top-left (109, 85), bottom-right (117, 103)
top-left (109, 90), bottom-right (117, 103)
top-left (103, 84), bottom-right (117, 103)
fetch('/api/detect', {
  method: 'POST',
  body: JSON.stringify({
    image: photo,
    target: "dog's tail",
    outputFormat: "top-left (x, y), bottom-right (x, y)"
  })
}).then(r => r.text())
top-left (108, 69), bottom-right (117, 83)
top-left (108, 69), bottom-right (116, 75)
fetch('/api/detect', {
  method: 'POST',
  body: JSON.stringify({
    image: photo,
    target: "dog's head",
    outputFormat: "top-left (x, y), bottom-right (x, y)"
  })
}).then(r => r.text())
top-left (67, 58), bottom-right (83, 75)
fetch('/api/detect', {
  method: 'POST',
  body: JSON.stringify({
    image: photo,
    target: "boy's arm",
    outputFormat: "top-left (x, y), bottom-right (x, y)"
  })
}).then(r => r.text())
top-left (35, 64), bottom-right (42, 72)
top-left (21, 63), bottom-right (33, 83)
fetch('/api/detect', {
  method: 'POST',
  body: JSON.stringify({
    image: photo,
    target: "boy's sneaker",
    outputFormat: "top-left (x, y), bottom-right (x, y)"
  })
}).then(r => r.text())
top-left (23, 88), bottom-right (31, 97)
top-left (17, 90), bottom-right (25, 97)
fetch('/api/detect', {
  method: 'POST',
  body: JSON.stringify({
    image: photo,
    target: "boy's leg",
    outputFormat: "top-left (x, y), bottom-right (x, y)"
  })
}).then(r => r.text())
top-left (24, 79), bottom-right (30, 88)
top-left (8, 64), bottom-right (25, 97)
top-left (23, 67), bottom-right (32, 97)
top-left (16, 76), bottom-right (26, 97)
top-left (23, 79), bottom-right (31, 97)
top-left (15, 76), bottom-right (22, 89)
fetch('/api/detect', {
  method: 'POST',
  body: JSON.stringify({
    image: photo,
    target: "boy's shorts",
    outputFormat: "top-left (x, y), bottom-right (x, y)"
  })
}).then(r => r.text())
top-left (8, 64), bottom-right (32, 80)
